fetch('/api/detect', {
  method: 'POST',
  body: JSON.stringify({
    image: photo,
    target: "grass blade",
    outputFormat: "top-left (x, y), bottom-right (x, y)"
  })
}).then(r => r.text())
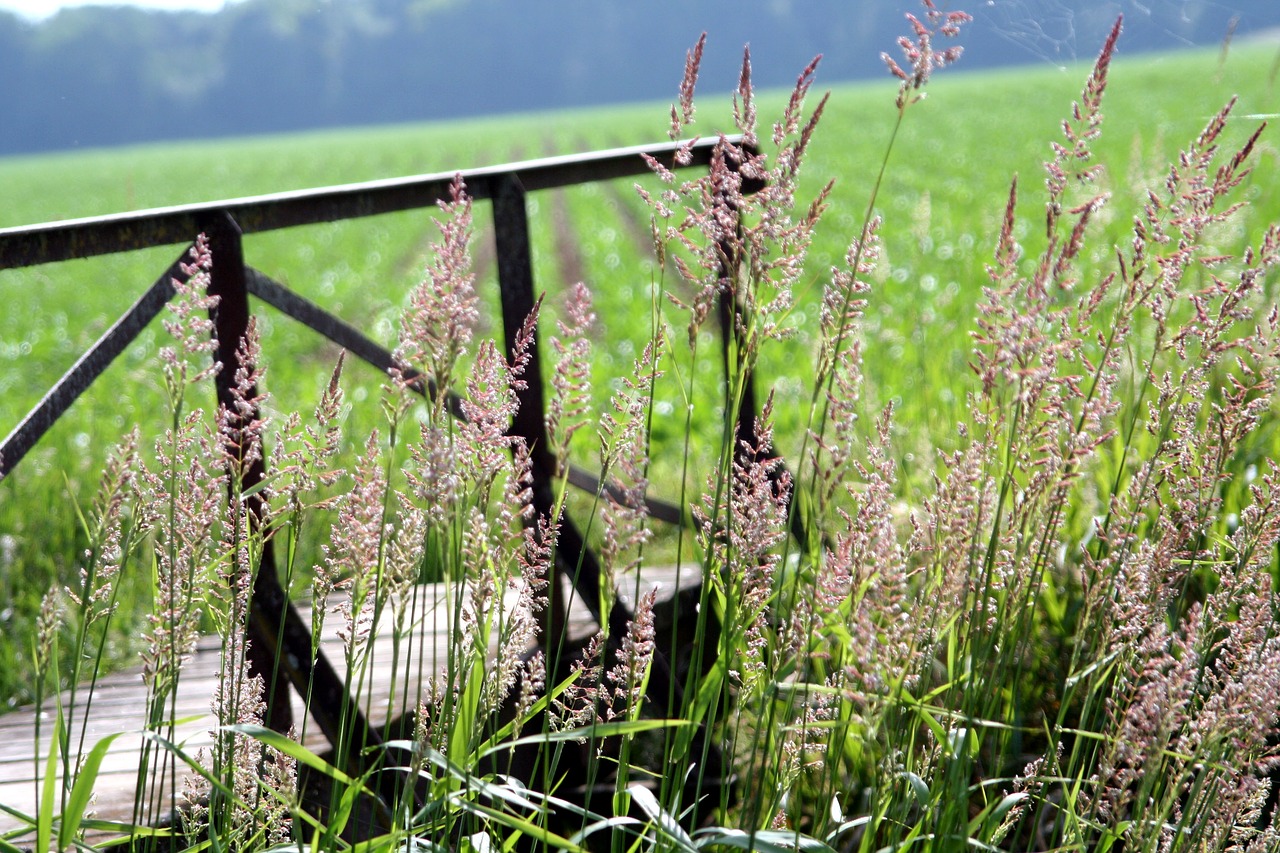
top-left (36, 710), bottom-right (60, 853)
top-left (57, 731), bottom-right (127, 849)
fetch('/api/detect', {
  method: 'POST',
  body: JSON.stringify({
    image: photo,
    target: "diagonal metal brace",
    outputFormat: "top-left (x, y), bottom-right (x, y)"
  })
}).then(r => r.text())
top-left (244, 267), bottom-right (686, 526)
top-left (0, 254), bottom-right (186, 481)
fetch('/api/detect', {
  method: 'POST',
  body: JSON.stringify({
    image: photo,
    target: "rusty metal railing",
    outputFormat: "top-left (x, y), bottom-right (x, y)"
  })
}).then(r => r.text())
top-left (0, 137), bottom-right (739, 799)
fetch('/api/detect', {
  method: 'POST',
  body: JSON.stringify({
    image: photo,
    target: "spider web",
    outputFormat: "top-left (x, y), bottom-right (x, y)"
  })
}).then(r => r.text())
top-left (977, 0), bottom-right (1279, 69)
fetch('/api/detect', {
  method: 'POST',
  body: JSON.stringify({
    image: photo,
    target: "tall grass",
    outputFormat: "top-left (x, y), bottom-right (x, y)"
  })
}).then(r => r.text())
top-left (3, 40), bottom-right (1274, 711)
top-left (6, 4), bottom-right (1280, 851)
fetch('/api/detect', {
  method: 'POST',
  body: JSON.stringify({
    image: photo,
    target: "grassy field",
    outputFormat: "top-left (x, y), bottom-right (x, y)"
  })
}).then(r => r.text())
top-left (1, 37), bottom-right (1277, 710)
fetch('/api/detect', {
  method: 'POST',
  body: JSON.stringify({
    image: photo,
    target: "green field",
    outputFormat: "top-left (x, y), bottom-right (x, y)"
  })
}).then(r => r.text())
top-left (0, 39), bottom-right (1277, 709)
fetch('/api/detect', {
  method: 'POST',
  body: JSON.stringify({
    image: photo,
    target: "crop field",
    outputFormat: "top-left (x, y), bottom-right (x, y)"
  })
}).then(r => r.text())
top-left (0, 39), bottom-right (1277, 709)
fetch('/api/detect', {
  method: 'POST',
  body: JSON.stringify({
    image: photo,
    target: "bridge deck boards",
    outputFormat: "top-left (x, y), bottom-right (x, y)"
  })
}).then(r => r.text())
top-left (0, 565), bottom-right (688, 843)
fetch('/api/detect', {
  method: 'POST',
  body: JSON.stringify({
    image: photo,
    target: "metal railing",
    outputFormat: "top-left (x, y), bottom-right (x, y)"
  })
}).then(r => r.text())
top-left (0, 137), bottom-right (739, 793)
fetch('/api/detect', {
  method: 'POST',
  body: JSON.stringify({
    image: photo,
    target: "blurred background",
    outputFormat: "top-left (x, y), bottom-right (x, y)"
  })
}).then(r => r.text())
top-left (0, 0), bottom-right (1277, 156)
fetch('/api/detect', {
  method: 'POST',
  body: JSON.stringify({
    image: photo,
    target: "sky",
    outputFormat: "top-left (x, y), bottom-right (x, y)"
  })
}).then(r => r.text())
top-left (0, 0), bottom-right (233, 19)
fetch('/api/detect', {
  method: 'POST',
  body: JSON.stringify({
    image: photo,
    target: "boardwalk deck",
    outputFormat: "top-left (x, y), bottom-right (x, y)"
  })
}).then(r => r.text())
top-left (0, 565), bottom-right (690, 843)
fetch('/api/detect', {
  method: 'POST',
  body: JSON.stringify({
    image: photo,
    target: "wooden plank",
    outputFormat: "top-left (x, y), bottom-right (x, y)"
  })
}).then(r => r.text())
top-left (0, 565), bottom-right (690, 841)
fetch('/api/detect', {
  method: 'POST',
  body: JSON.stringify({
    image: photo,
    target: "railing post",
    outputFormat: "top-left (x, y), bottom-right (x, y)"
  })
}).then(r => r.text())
top-left (489, 176), bottom-right (703, 793)
top-left (201, 210), bottom-right (380, 746)
top-left (200, 211), bottom-right (405, 811)
top-left (200, 211), bottom-right (295, 736)
top-left (490, 175), bottom-right (636, 649)
top-left (491, 175), bottom-right (566, 648)
top-left (713, 151), bottom-right (813, 553)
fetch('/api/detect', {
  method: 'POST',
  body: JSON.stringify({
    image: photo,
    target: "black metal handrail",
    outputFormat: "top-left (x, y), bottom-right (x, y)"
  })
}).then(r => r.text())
top-left (0, 138), bottom-right (725, 268)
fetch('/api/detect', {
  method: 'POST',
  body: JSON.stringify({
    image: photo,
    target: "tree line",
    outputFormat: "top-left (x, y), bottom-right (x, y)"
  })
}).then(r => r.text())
top-left (0, 0), bottom-right (1274, 155)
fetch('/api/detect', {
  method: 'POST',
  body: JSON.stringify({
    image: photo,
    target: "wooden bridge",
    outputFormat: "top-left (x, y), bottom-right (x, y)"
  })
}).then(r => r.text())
top-left (0, 138), bottom-right (759, 843)
top-left (0, 565), bottom-right (689, 842)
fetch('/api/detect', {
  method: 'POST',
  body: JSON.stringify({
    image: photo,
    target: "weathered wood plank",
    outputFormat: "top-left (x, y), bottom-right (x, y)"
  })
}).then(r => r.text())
top-left (0, 565), bottom-right (690, 841)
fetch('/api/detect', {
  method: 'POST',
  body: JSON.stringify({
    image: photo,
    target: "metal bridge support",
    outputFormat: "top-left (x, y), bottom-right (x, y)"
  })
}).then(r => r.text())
top-left (491, 174), bottom-right (633, 648)
top-left (200, 211), bottom-right (394, 801)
